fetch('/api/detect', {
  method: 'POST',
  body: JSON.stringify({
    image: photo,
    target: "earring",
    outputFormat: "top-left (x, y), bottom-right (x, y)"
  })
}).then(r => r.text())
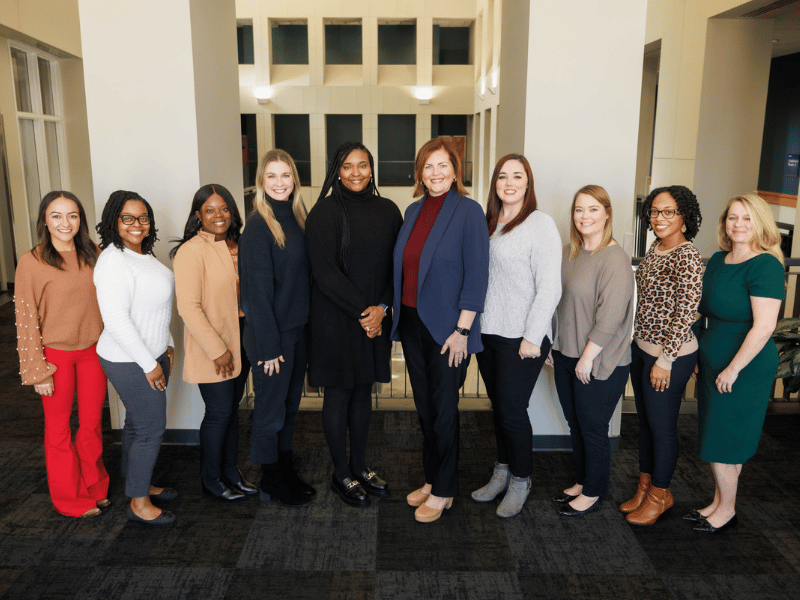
top-left (681, 224), bottom-right (687, 233)
top-left (338, 176), bottom-right (341, 180)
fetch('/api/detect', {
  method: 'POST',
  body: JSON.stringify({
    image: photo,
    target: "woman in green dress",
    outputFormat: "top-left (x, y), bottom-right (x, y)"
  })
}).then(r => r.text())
top-left (690, 193), bottom-right (784, 534)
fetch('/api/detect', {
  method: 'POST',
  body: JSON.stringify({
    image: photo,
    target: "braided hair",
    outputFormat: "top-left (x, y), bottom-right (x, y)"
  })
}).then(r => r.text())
top-left (169, 184), bottom-right (243, 259)
top-left (96, 190), bottom-right (159, 255)
top-left (642, 185), bottom-right (702, 242)
top-left (317, 141), bottom-right (379, 273)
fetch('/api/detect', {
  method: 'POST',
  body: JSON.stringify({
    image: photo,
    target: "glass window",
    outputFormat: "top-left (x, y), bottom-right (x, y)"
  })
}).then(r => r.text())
top-left (19, 119), bottom-right (40, 241)
top-left (38, 57), bottom-right (55, 115)
top-left (237, 23), bottom-right (254, 65)
top-left (326, 115), bottom-right (363, 169)
top-left (44, 122), bottom-right (61, 190)
top-left (11, 48), bottom-right (32, 113)
top-left (433, 26), bottom-right (471, 65)
top-left (377, 115), bottom-right (416, 186)
top-left (273, 114), bottom-right (311, 185)
top-left (272, 23), bottom-right (309, 65)
top-left (378, 24), bottom-right (416, 65)
top-left (325, 24), bottom-right (362, 65)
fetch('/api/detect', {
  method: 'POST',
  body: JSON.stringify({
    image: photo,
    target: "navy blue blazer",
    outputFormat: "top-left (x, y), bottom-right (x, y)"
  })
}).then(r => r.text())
top-left (390, 188), bottom-right (490, 354)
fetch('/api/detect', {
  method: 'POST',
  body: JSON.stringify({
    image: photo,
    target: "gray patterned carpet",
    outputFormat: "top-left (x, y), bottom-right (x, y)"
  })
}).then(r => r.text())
top-left (1, 300), bottom-right (799, 599)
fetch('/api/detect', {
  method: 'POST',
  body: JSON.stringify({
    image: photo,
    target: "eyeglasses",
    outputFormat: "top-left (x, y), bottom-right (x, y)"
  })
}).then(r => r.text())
top-left (120, 214), bottom-right (151, 225)
top-left (648, 209), bottom-right (680, 219)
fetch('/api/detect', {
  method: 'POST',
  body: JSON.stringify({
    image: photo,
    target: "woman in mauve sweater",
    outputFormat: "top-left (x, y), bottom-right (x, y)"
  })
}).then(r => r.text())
top-left (15, 191), bottom-right (108, 518)
top-left (239, 149), bottom-right (313, 508)
top-left (172, 184), bottom-right (256, 502)
top-left (551, 184), bottom-right (635, 517)
top-left (473, 154), bottom-right (562, 519)
top-left (94, 190), bottom-right (176, 526)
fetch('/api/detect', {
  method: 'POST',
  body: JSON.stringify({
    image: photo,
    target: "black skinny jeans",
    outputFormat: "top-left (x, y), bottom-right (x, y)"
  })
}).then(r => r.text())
top-left (322, 383), bottom-right (374, 482)
top-left (552, 350), bottom-right (629, 497)
top-left (476, 334), bottom-right (551, 478)
top-left (629, 342), bottom-right (698, 489)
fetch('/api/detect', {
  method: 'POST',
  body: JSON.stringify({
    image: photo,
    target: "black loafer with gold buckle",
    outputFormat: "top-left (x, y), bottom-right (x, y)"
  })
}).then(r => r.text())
top-left (331, 474), bottom-right (370, 508)
top-left (355, 469), bottom-right (390, 498)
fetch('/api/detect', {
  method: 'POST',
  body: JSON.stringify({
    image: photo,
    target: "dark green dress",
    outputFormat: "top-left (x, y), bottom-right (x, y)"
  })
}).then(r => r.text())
top-left (695, 251), bottom-right (784, 464)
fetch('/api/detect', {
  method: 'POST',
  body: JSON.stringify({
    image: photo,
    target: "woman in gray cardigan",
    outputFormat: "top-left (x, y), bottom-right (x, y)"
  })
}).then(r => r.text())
top-left (551, 184), bottom-right (635, 517)
top-left (473, 154), bottom-right (562, 518)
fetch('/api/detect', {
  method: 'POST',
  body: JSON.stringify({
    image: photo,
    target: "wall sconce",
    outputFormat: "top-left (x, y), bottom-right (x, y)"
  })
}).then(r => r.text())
top-left (488, 68), bottom-right (498, 94)
top-left (477, 77), bottom-right (486, 100)
top-left (253, 85), bottom-right (273, 105)
top-left (414, 86), bottom-right (433, 105)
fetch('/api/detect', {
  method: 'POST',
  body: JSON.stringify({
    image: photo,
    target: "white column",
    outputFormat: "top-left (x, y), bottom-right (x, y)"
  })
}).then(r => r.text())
top-left (78, 0), bottom-right (242, 437)
top-left (520, 0), bottom-right (647, 444)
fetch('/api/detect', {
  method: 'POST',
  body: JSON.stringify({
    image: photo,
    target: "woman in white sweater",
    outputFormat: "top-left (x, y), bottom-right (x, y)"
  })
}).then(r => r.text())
top-left (473, 154), bottom-right (562, 518)
top-left (94, 190), bottom-right (176, 526)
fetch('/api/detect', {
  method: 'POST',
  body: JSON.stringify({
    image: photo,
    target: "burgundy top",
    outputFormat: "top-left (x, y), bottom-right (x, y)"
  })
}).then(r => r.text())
top-left (401, 193), bottom-right (447, 307)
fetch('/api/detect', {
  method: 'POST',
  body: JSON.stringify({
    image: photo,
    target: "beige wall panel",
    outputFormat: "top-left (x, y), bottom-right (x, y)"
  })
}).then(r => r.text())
top-left (17, 0), bottom-right (81, 57)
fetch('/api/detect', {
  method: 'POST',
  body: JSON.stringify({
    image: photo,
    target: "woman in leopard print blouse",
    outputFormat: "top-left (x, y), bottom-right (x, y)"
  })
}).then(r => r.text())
top-left (621, 185), bottom-right (703, 526)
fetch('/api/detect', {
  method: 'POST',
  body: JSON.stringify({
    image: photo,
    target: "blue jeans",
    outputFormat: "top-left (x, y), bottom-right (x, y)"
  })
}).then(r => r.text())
top-left (552, 350), bottom-right (629, 497)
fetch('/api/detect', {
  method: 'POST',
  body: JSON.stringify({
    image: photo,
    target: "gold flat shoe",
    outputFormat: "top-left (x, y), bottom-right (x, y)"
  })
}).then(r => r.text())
top-left (79, 507), bottom-right (102, 518)
top-left (407, 487), bottom-right (430, 507)
top-left (414, 498), bottom-right (453, 523)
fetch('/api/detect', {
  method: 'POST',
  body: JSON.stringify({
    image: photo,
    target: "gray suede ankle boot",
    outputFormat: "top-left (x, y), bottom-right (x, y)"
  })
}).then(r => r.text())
top-left (496, 475), bottom-right (530, 518)
top-left (471, 462), bottom-right (510, 502)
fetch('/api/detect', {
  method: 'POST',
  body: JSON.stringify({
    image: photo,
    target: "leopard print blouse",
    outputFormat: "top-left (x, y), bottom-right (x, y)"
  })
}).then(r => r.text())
top-left (634, 240), bottom-right (703, 365)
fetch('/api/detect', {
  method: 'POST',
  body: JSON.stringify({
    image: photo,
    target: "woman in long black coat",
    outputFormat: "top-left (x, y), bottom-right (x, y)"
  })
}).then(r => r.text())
top-left (306, 141), bottom-right (402, 508)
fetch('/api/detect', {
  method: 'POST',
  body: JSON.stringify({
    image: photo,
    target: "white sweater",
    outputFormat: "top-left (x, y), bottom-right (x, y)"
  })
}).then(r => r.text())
top-left (94, 244), bottom-right (175, 373)
top-left (480, 210), bottom-right (562, 346)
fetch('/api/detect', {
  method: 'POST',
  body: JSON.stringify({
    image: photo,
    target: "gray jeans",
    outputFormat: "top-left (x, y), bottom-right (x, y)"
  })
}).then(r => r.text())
top-left (99, 352), bottom-right (170, 498)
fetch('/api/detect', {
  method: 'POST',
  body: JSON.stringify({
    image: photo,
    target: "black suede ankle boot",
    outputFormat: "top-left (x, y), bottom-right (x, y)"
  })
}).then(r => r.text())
top-left (259, 461), bottom-right (311, 507)
top-left (278, 450), bottom-right (317, 499)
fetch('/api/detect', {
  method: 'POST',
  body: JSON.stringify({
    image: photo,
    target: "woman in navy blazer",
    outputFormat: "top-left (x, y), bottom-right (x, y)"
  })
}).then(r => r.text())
top-left (391, 138), bottom-right (490, 523)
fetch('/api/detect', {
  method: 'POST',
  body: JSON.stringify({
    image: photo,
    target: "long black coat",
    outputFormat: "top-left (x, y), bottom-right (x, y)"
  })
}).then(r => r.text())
top-left (305, 193), bottom-right (402, 388)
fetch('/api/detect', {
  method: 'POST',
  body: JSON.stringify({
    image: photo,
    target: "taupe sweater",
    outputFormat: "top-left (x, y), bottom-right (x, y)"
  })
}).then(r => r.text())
top-left (552, 243), bottom-right (635, 380)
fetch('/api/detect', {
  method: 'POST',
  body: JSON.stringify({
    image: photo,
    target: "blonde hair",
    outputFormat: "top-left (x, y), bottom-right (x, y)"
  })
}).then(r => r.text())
top-left (253, 149), bottom-right (307, 248)
top-left (717, 193), bottom-right (784, 264)
top-left (569, 184), bottom-right (615, 259)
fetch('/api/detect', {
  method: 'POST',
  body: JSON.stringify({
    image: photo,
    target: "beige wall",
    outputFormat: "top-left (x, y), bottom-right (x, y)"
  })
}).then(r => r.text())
top-left (0, 0), bottom-right (93, 284)
top-left (79, 0), bottom-right (242, 432)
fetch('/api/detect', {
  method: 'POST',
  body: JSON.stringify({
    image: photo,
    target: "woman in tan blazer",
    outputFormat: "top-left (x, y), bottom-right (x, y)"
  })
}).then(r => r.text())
top-left (172, 184), bottom-right (256, 501)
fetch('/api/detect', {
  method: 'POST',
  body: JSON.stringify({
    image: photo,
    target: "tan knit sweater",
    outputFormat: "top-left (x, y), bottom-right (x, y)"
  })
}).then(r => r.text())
top-left (14, 248), bottom-right (103, 385)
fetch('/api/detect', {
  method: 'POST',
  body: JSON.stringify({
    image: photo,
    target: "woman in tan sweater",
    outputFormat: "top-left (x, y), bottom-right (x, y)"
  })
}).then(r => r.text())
top-left (172, 184), bottom-right (256, 501)
top-left (15, 191), bottom-right (109, 518)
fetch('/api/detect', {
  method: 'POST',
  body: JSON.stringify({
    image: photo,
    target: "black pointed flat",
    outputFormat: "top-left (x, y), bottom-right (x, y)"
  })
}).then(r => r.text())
top-left (552, 491), bottom-right (578, 504)
top-left (682, 510), bottom-right (703, 522)
top-left (693, 514), bottom-right (738, 533)
top-left (558, 497), bottom-right (602, 516)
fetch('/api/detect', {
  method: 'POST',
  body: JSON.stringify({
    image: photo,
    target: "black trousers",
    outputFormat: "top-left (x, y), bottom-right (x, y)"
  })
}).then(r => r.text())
top-left (197, 356), bottom-right (250, 490)
top-left (630, 342), bottom-right (698, 489)
top-left (322, 383), bottom-right (373, 482)
top-left (552, 350), bottom-right (629, 497)
top-left (476, 334), bottom-right (551, 478)
top-left (248, 325), bottom-right (307, 465)
top-left (399, 305), bottom-right (468, 497)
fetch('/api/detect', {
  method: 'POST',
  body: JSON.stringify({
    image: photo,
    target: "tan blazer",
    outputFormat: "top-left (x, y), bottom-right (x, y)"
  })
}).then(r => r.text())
top-left (174, 231), bottom-right (243, 383)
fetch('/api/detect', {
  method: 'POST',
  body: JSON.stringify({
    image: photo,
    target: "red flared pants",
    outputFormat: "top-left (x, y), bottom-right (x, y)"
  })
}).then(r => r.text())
top-left (42, 344), bottom-right (109, 516)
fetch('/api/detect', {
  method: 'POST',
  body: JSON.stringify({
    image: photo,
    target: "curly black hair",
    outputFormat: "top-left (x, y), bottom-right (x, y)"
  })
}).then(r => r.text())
top-left (96, 190), bottom-right (159, 255)
top-left (642, 185), bottom-right (702, 242)
top-left (169, 184), bottom-right (243, 259)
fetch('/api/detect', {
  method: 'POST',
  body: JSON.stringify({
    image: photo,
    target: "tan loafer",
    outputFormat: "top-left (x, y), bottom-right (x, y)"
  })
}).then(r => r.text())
top-left (414, 497), bottom-right (453, 523)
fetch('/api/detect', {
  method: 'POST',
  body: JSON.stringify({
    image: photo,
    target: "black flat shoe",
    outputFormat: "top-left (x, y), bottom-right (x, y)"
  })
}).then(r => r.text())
top-left (259, 464), bottom-right (311, 508)
top-left (354, 469), bottom-right (390, 498)
top-left (150, 487), bottom-right (178, 501)
top-left (558, 497), bottom-right (602, 516)
top-left (552, 491), bottom-right (578, 504)
top-left (224, 468), bottom-right (258, 495)
top-left (330, 474), bottom-right (370, 508)
top-left (682, 510), bottom-right (703, 522)
top-left (693, 514), bottom-right (738, 534)
top-left (202, 479), bottom-right (246, 502)
top-left (126, 506), bottom-right (176, 526)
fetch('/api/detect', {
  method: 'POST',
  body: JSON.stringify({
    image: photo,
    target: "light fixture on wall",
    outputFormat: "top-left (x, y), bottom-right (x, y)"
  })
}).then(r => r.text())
top-left (477, 77), bottom-right (486, 100)
top-left (253, 85), bottom-right (273, 105)
top-left (414, 86), bottom-right (433, 105)
top-left (488, 68), bottom-right (498, 94)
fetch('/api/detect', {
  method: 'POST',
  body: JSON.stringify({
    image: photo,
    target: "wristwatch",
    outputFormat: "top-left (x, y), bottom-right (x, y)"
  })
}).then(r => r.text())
top-left (455, 326), bottom-right (470, 336)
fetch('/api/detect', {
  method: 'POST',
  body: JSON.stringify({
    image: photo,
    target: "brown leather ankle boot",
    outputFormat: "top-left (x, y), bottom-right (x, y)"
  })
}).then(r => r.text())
top-left (619, 472), bottom-right (651, 513)
top-left (626, 485), bottom-right (674, 526)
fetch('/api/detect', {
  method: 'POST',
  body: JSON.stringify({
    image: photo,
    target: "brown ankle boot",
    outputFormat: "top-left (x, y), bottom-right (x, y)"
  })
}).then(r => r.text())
top-left (626, 485), bottom-right (674, 526)
top-left (619, 472), bottom-right (651, 513)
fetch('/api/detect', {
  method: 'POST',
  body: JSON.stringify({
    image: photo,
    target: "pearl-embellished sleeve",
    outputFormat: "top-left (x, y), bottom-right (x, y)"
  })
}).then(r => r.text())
top-left (14, 253), bottom-right (57, 385)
